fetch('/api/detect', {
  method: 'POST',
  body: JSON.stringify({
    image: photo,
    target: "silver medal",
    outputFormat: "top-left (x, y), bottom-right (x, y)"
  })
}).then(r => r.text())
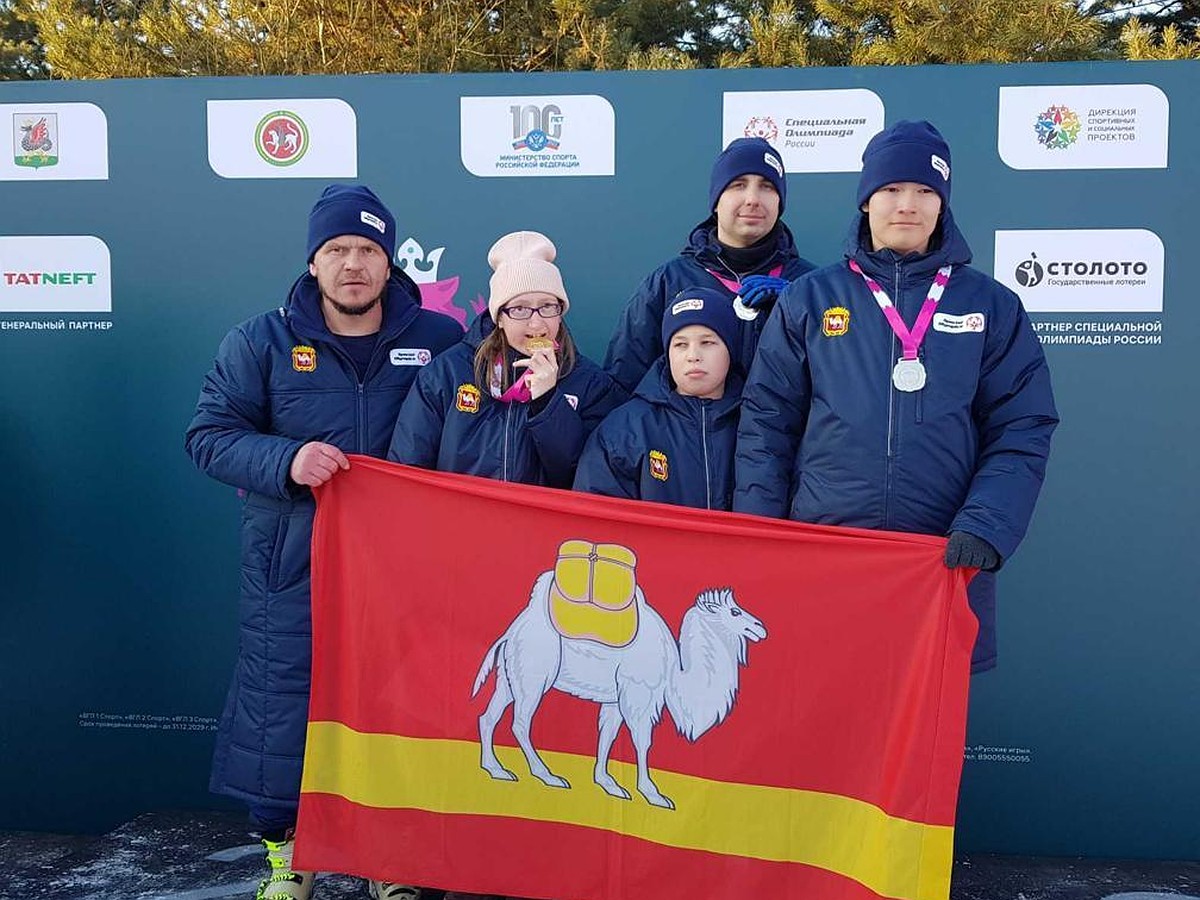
top-left (892, 358), bottom-right (927, 392)
top-left (732, 295), bottom-right (760, 321)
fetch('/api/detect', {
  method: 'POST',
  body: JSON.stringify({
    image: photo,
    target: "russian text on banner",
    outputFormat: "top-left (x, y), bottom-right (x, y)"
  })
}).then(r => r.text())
top-left (296, 458), bottom-right (976, 900)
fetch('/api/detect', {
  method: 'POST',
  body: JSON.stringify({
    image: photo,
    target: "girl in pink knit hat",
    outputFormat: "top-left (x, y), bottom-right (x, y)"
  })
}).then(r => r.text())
top-left (388, 230), bottom-right (627, 489)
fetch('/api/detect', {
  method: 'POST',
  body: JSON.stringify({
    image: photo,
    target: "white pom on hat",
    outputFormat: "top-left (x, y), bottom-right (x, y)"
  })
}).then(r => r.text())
top-left (487, 230), bottom-right (569, 322)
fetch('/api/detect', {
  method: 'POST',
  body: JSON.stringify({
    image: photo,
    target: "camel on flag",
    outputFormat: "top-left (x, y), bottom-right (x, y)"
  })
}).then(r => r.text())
top-left (295, 457), bottom-right (977, 900)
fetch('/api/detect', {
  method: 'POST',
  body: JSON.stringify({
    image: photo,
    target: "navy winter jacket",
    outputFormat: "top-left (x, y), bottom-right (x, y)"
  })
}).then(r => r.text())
top-left (185, 270), bottom-right (461, 807)
top-left (388, 315), bottom-right (628, 487)
top-left (574, 359), bottom-right (741, 511)
top-left (734, 211), bottom-right (1058, 670)
top-left (603, 219), bottom-right (815, 393)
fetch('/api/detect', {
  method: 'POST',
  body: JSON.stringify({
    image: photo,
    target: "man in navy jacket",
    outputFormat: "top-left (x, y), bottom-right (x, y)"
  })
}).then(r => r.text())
top-left (185, 185), bottom-right (461, 900)
top-left (604, 137), bottom-right (815, 393)
top-left (735, 121), bottom-right (1058, 673)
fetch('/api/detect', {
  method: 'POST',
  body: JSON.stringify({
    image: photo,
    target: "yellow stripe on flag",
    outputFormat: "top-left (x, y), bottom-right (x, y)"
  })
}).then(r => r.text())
top-left (303, 721), bottom-right (952, 900)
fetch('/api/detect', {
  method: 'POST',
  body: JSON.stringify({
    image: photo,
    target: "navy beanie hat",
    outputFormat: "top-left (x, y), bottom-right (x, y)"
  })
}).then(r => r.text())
top-left (708, 137), bottom-right (787, 214)
top-left (662, 287), bottom-right (742, 366)
top-left (306, 184), bottom-right (396, 263)
top-left (856, 120), bottom-right (952, 210)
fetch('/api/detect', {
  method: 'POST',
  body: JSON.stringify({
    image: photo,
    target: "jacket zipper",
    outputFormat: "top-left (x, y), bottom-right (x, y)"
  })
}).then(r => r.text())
top-left (701, 401), bottom-right (711, 510)
top-left (502, 403), bottom-right (512, 482)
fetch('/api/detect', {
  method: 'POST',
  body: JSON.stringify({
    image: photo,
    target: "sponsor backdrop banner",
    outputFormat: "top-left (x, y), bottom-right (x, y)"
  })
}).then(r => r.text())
top-left (0, 62), bottom-right (1196, 864)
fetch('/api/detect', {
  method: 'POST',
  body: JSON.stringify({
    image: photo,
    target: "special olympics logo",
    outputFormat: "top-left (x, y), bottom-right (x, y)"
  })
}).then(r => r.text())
top-left (255, 111), bottom-right (309, 166)
top-left (744, 116), bottom-right (778, 143)
top-left (1015, 253), bottom-right (1044, 288)
top-left (1034, 105), bottom-right (1081, 150)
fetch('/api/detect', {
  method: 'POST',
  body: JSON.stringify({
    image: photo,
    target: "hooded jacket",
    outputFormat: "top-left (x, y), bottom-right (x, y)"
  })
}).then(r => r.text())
top-left (388, 314), bottom-right (628, 488)
top-left (603, 219), bottom-right (815, 394)
top-left (185, 269), bottom-right (462, 806)
top-left (575, 359), bottom-right (742, 510)
top-left (734, 210), bottom-right (1059, 670)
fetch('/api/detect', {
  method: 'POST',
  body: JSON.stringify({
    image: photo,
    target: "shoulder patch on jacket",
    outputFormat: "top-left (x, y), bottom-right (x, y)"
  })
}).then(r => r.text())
top-left (649, 450), bottom-right (668, 481)
top-left (291, 345), bottom-right (317, 372)
top-left (822, 307), bottom-right (850, 337)
top-left (456, 383), bottom-right (481, 414)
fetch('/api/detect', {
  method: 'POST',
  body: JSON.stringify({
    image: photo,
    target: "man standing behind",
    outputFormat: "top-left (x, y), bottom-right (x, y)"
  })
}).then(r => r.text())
top-left (735, 121), bottom-right (1058, 673)
top-left (186, 185), bottom-right (461, 900)
top-left (603, 137), bottom-right (814, 394)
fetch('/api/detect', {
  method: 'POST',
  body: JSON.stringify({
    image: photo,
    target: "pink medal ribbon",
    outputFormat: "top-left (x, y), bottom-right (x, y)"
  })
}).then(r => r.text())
top-left (705, 263), bottom-right (785, 294)
top-left (706, 265), bottom-right (784, 322)
top-left (494, 341), bottom-right (560, 404)
top-left (847, 258), bottom-right (953, 392)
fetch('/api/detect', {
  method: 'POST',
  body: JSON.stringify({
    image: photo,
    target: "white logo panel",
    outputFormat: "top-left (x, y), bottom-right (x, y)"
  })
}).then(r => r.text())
top-left (721, 89), bottom-right (884, 173)
top-left (460, 95), bottom-right (615, 177)
top-left (994, 229), bottom-right (1164, 313)
top-left (998, 85), bottom-right (1169, 170)
top-left (0, 103), bottom-right (108, 181)
top-left (0, 236), bottom-right (112, 313)
top-left (206, 99), bottom-right (358, 179)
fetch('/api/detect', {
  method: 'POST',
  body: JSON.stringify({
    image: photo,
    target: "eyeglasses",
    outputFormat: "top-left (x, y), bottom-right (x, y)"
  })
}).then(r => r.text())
top-left (501, 302), bottom-right (563, 320)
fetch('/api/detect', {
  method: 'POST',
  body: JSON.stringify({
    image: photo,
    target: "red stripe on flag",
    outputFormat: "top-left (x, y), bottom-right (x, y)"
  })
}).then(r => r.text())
top-left (296, 793), bottom-right (893, 900)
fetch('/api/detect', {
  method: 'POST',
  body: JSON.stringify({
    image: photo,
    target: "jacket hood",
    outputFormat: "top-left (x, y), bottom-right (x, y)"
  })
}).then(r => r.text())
top-left (844, 206), bottom-right (973, 278)
top-left (683, 218), bottom-right (799, 269)
top-left (634, 357), bottom-right (743, 422)
top-left (285, 265), bottom-right (423, 342)
top-left (465, 309), bottom-right (494, 349)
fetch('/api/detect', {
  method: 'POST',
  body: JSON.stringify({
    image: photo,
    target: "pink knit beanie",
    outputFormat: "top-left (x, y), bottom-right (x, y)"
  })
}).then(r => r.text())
top-left (487, 231), bottom-right (570, 322)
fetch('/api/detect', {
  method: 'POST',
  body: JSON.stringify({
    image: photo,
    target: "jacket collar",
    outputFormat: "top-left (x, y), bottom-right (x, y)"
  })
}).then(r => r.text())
top-left (844, 207), bottom-right (973, 284)
top-left (683, 217), bottom-right (798, 272)
top-left (634, 357), bottom-right (743, 421)
top-left (284, 266), bottom-right (423, 343)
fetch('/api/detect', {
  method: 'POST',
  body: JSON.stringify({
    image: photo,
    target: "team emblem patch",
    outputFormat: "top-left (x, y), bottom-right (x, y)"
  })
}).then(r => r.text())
top-left (291, 345), bottom-right (317, 372)
top-left (822, 307), bottom-right (850, 337)
top-left (648, 450), bottom-right (669, 482)
top-left (456, 383), bottom-right (482, 414)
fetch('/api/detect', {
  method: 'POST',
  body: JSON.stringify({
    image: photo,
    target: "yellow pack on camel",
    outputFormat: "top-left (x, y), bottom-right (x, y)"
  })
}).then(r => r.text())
top-left (549, 540), bottom-right (639, 647)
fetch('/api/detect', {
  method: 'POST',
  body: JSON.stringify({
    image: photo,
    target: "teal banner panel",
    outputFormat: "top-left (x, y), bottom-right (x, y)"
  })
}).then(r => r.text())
top-left (0, 61), bottom-right (1196, 861)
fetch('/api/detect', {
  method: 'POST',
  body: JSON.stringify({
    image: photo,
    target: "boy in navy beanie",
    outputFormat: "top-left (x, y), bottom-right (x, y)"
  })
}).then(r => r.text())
top-left (603, 137), bottom-right (814, 395)
top-left (577, 286), bottom-right (744, 510)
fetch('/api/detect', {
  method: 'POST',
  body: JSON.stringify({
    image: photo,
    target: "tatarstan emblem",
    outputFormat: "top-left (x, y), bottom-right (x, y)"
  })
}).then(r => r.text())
top-left (256, 111), bottom-right (309, 166)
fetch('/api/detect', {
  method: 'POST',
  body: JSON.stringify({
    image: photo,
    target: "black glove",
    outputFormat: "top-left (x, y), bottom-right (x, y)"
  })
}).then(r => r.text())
top-left (738, 274), bottom-right (791, 310)
top-left (944, 531), bottom-right (1000, 570)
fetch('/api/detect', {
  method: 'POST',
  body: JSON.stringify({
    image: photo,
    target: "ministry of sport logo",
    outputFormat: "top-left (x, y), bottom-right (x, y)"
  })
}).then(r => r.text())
top-left (255, 110), bottom-right (309, 166)
top-left (1034, 105), bottom-right (1081, 150)
top-left (1015, 253), bottom-right (1045, 287)
top-left (743, 117), bottom-right (778, 143)
top-left (511, 103), bottom-right (562, 152)
top-left (13, 113), bottom-right (58, 169)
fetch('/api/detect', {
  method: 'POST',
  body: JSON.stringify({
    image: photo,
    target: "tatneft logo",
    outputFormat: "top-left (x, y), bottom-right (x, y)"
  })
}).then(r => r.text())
top-left (4, 271), bottom-right (98, 285)
top-left (1, 103), bottom-right (108, 181)
top-left (722, 89), bottom-right (884, 174)
top-left (994, 229), bottom-right (1164, 313)
top-left (207, 99), bottom-right (357, 179)
top-left (460, 95), bottom-right (615, 177)
top-left (0, 236), bottom-right (112, 312)
top-left (998, 85), bottom-right (1169, 170)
